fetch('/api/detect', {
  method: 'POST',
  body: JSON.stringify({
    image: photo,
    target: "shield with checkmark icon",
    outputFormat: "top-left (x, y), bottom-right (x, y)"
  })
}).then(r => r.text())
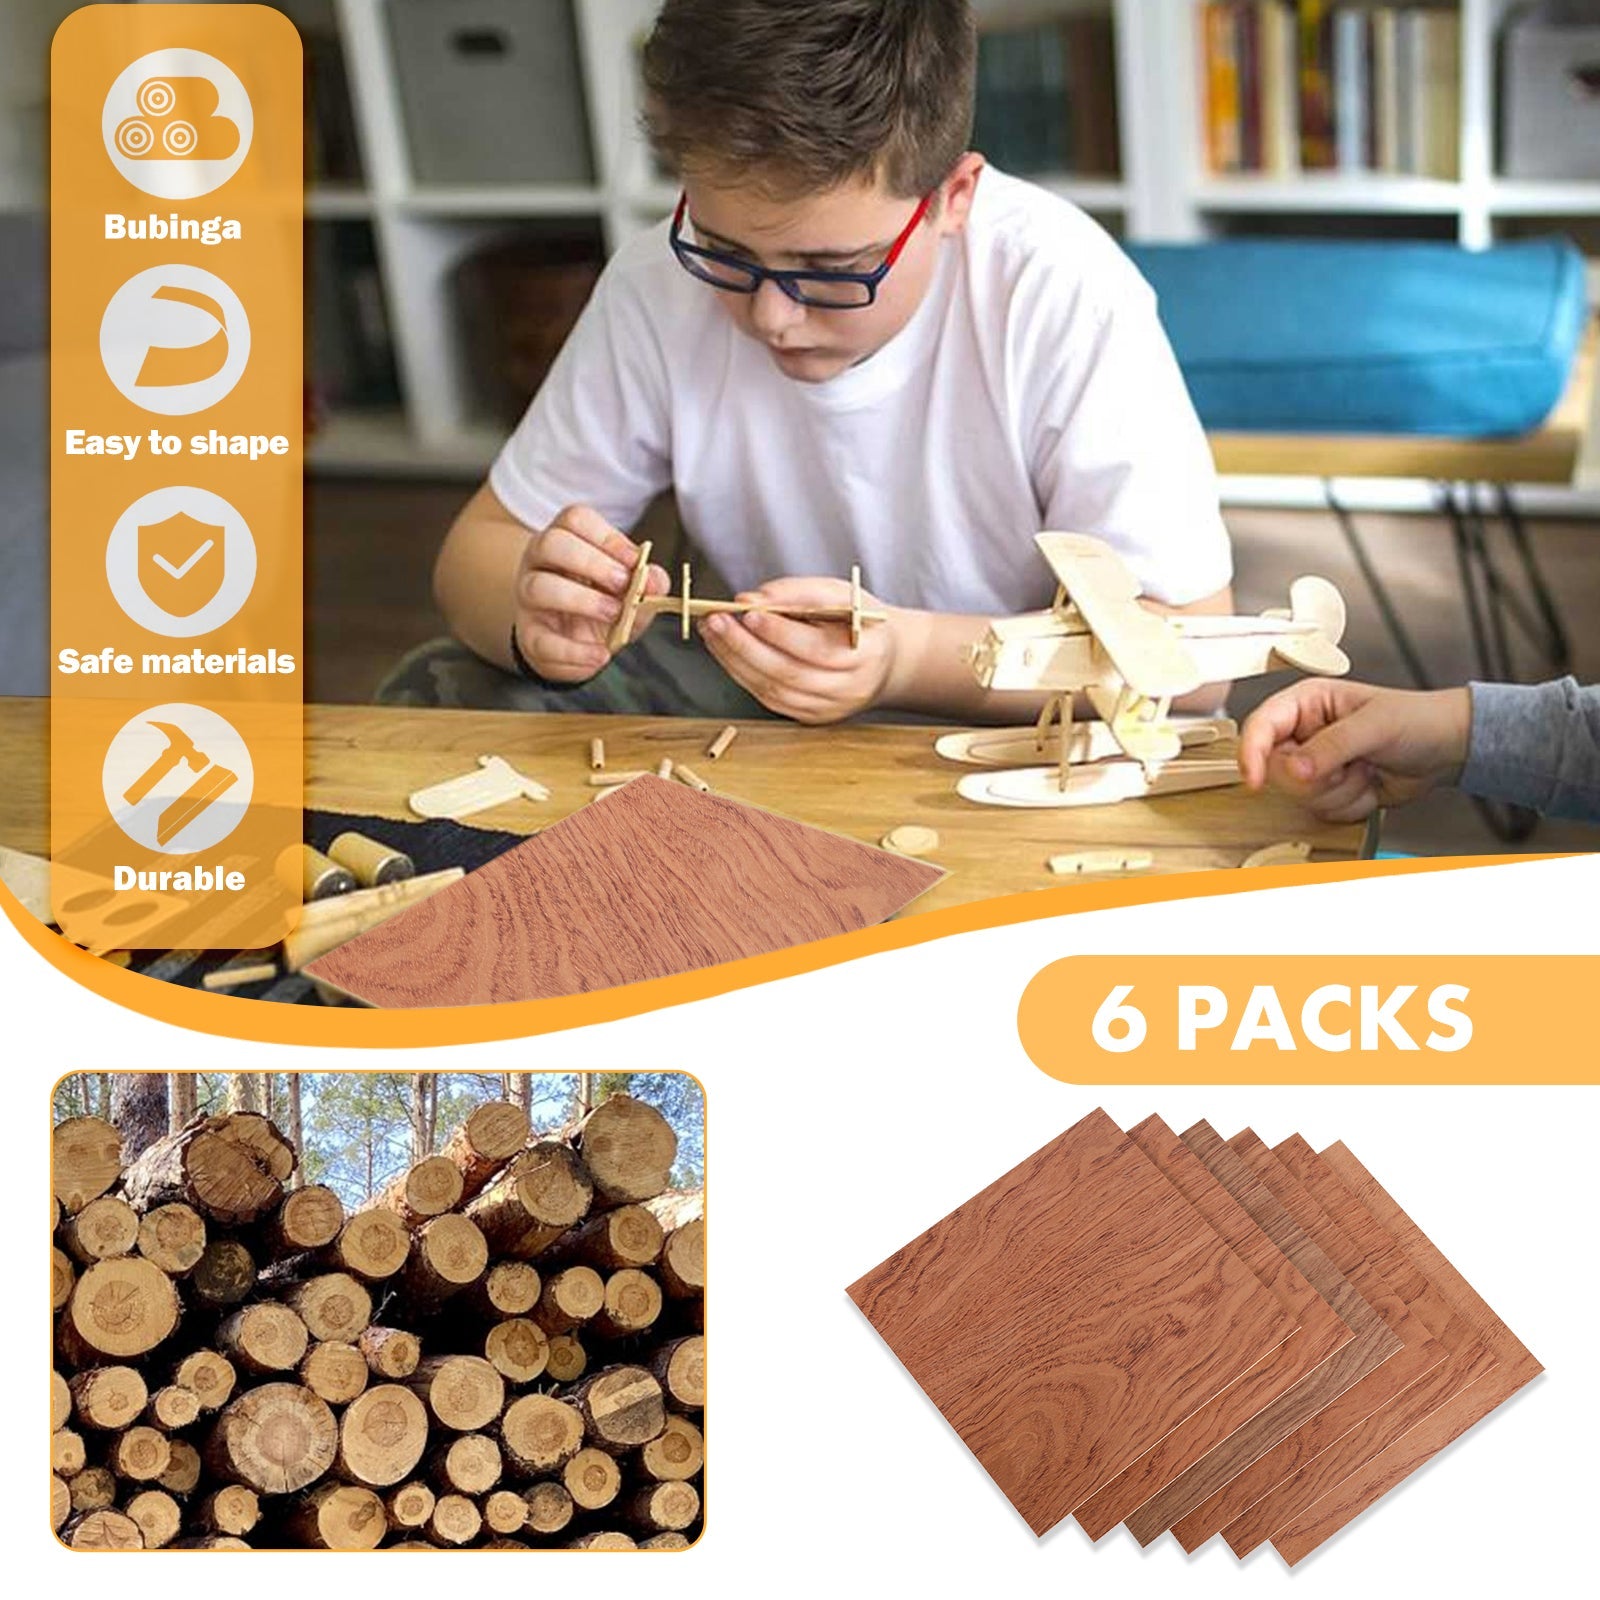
top-left (137, 511), bottom-right (225, 617)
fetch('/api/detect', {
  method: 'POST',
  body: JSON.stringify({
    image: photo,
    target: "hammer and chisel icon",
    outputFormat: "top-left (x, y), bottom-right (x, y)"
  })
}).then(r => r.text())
top-left (122, 719), bottom-right (238, 845)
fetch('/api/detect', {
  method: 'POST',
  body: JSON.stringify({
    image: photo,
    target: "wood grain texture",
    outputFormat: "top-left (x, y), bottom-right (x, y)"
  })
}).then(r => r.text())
top-left (1129, 1121), bottom-right (1402, 1547)
top-left (1268, 1140), bottom-right (1543, 1566)
top-left (846, 1109), bottom-right (1302, 1537)
top-left (1231, 1137), bottom-right (1503, 1565)
top-left (1164, 1123), bottom-right (1447, 1553)
top-left (1072, 1114), bottom-right (1354, 1540)
top-left (308, 775), bottom-right (944, 1006)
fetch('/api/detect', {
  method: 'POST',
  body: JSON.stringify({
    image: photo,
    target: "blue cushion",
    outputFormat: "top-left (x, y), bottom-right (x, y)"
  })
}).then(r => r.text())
top-left (1126, 237), bottom-right (1589, 437)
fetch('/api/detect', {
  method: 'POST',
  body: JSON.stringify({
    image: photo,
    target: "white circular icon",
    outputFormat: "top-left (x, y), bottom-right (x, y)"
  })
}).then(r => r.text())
top-left (106, 486), bottom-right (257, 638)
top-left (102, 703), bottom-right (255, 855)
top-left (102, 49), bottom-right (253, 199)
top-left (100, 264), bottom-right (250, 415)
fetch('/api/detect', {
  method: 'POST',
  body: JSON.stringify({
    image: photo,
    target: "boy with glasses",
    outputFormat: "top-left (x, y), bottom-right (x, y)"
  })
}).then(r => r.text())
top-left (424, 0), bottom-right (1234, 723)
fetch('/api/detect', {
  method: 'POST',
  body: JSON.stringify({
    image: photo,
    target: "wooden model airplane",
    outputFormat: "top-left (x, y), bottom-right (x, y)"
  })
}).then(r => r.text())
top-left (610, 543), bottom-right (887, 652)
top-left (951, 533), bottom-right (1351, 808)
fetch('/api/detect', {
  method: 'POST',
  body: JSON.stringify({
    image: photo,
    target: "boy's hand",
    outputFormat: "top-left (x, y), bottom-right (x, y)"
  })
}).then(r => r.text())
top-left (1239, 679), bottom-right (1473, 821)
top-left (513, 505), bottom-right (668, 681)
top-left (699, 576), bottom-right (899, 724)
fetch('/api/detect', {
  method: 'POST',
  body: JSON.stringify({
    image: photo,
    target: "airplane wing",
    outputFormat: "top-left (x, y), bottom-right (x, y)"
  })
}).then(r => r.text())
top-left (1035, 534), bottom-right (1203, 698)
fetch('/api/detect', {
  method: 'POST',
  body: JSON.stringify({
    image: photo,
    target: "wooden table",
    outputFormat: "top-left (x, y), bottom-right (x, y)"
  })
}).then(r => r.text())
top-left (0, 699), bottom-right (1366, 919)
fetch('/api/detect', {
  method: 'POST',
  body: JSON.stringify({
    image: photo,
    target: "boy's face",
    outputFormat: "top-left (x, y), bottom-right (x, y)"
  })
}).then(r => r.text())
top-left (681, 156), bottom-right (982, 385)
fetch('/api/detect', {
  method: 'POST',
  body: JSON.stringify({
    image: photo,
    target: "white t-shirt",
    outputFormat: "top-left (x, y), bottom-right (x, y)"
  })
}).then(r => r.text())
top-left (490, 168), bottom-right (1231, 613)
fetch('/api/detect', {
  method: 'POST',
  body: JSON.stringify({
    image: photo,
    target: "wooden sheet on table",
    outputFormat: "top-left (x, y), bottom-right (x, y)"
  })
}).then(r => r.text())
top-left (306, 775), bottom-right (943, 1007)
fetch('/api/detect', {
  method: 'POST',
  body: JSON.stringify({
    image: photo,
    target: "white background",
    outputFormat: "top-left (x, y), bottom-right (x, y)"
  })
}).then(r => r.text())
top-left (14, 853), bottom-right (1598, 1588)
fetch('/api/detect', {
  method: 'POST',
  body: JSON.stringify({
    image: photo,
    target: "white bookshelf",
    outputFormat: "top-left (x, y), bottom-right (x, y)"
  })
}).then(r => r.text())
top-left (303, 0), bottom-right (1600, 480)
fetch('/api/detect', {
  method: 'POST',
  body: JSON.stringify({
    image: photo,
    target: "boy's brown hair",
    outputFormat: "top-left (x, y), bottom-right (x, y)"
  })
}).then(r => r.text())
top-left (641, 0), bottom-right (977, 200)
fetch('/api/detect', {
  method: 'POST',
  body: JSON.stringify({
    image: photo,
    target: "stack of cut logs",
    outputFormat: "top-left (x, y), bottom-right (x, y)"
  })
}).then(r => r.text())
top-left (50, 1096), bottom-right (705, 1550)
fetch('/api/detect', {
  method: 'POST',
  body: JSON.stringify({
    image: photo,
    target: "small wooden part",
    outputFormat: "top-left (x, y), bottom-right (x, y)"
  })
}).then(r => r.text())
top-left (524, 1480), bottom-right (574, 1534)
top-left (328, 830), bottom-right (415, 888)
top-left (202, 960), bottom-right (278, 991)
top-left (270, 1183), bottom-right (344, 1254)
top-left (51, 1370), bottom-right (72, 1432)
top-left (628, 1480), bottom-right (700, 1533)
top-left (589, 770), bottom-right (648, 786)
top-left (408, 755), bottom-right (549, 821)
top-left (483, 1488), bottom-right (528, 1534)
top-left (51, 1115), bottom-right (122, 1213)
top-left (430, 1432), bottom-right (502, 1495)
top-left (427, 1492), bottom-right (482, 1547)
top-left (337, 1383), bottom-right (430, 1486)
top-left (173, 1349), bottom-right (237, 1411)
top-left (197, 1484), bottom-right (259, 1537)
top-left (64, 1508), bottom-right (144, 1550)
top-left (607, 539), bottom-right (655, 653)
top-left (301, 843), bottom-right (358, 901)
top-left (283, 869), bottom-right (468, 971)
top-left (360, 1325), bottom-right (422, 1379)
top-left (217, 1302), bottom-right (310, 1374)
top-left (329, 1207), bottom-right (411, 1280)
top-left (205, 1382), bottom-right (338, 1495)
top-left (125, 1488), bottom-right (182, 1549)
top-left (564, 1447), bottom-right (622, 1510)
top-left (50, 1428), bottom-right (86, 1477)
top-left (595, 1268), bottom-right (664, 1339)
top-left (500, 1394), bottom-right (585, 1474)
top-left (1047, 849), bottom-right (1156, 877)
top-left (674, 762), bottom-right (711, 793)
top-left (156, 1440), bottom-right (201, 1495)
top-left (935, 716), bottom-right (1234, 770)
top-left (1240, 839), bottom-right (1315, 869)
top-left (109, 1426), bottom-right (172, 1482)
top-left (849, 563), bottom-right (864, 649)
top-left (145, 1384), bottom-right (202, 1430)
top-left (956, 755), bottom-right (1242, 809)
top-left (63, 1195), bottom-right (138, 1263)
top-left (589, 737), bottom-right (605, 771)
top-left (407, 1354), bottom-right (505, 1432)
top-left (881, 824), bottom-right (939, 858)
top-left (574, 1366), bottom-right (666, 1453)
top-left (485, 1317), bottom-right (550, 1384)
top-left (136, 1201), bottom-right (206, 1274)
top-left (281, 1271), bottom-right (373, 1343)
top-left (545, 1334), bottom-right (587, 1384)
top-left (289, 1483), bottom-right (386, 1551)
top-left (385, 1481), bottom-right (435, 1531)
top-left (641, 1416), bottom-right (704, 1483)
top-left (656, 756), bottom-right (675, 780)
top-left (300, 1339), bottom-right (370, 1403)
top-left (68, 1257), bottom-right (179, 1358)
top-left (67, 1466), bottom-right (116, 1514)
top-left (707, 725), bottom-right (738, 761)
top-left (71, 1364), bottom-right (148, 1429)
top-left (652, 1337), bottom-right (706, 1410)
top-left (191, 1238), bottom-right (256, 1306)
top-left (569, 1531), bottom-right (637, 1550)
top-left (680, 561), bottom-right (693, 641)
top-left (535, 1265), bottom-right (605, 1333)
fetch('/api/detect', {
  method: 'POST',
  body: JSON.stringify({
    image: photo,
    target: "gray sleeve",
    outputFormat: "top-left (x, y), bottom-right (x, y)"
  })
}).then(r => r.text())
top-left (1459, 679), bottom-right (1600, 821)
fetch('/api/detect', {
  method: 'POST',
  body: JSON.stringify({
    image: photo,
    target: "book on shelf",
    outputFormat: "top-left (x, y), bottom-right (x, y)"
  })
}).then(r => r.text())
top-left (972, 15), bottom-right (1121, 182)
top-left (1199, 2), bottom-right (1459, 181)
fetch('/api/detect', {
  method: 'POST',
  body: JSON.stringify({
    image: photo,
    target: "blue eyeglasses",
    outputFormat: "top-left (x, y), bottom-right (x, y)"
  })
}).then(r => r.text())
top-left (669, 191), bottom-right (934, 309)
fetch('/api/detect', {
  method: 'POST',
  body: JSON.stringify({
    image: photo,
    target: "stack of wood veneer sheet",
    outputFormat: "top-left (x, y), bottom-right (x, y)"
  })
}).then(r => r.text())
top-left (847, 1107), bottom-right (1540, 1564)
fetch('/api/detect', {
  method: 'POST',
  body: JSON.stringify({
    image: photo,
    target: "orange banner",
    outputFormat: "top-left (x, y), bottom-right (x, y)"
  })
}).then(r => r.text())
top-left (1018, 955), bottom-right (1599, 1084)
top-left (50, 5), bottom-right (302, 951)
